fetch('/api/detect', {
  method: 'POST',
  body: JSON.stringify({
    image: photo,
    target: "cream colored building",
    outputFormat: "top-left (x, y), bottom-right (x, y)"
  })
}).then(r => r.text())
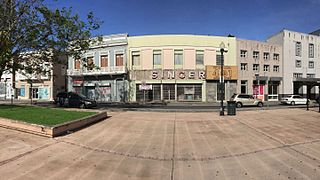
top-left (127, 35), bottom-right (237, 102)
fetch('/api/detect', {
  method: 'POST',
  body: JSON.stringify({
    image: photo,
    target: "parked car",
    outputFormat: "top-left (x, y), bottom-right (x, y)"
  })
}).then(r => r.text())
top-left (230, 94), bottom-right (263, 108)
top-left (280, 95), bottom-right (309, 105)
top-left (54, 92), bottom-right (97, 108)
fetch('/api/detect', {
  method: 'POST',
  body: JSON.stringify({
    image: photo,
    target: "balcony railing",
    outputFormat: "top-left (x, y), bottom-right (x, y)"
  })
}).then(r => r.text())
top-left (67, 66), bottom-right (126, 76)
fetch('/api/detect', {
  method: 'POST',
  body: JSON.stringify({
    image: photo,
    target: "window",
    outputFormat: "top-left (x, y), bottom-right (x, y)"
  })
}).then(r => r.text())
top-left (253, 64), bottom-right (259, 72)
top-left (132, 51), bottom-right (140, 66)
top-left (273, 65), bottom-right (279, 72)
top-left (74, 59), bottom-right (81, 70)
top-left (307, 74), bottom-right (315, 78)
top-left (174, 50), bottom-right (183, 66)
top-left (296, 42), bottom-right (302, 56)
top-left (153, 50), bottom-right (161, 67)
top-left (240, 63), bottom-right (247, 70)
top-left (241, 80), bottom-right (247, 94)
top-left (240, 50), bottom-right (247, 57)
top-left (216, 55), bottom-right (223, 65)
top-left (263, 65), bottom-right (270, 72)
top-left (87, 57), bottom-right (94, 70)
top-left (309, 44), bottom-right (314, 58)
top-left (100, 55), bottom-right (108, 67)
top-left (253, 51), bottom-right (259, 59)
top-left (116, 53), bottom-right (124, 66)
top-left (273, 53), bottom-right (279, 61)
top-left (177, 84), bottom-right (202, 101)
top-left (295, 60), bottom-right (301, 68)
top-left (196, 50), bottom-right (204, 65)
top-left (309, 61), bottom-right (314, 69)
top-left (293, 73), bottom-right (303, 78)
top-left (263, 52), bottom-right (270, 60)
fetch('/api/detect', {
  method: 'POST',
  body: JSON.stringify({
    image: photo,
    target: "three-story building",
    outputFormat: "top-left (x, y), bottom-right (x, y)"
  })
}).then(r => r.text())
top-left (267, 29), bottom-right (320, 99)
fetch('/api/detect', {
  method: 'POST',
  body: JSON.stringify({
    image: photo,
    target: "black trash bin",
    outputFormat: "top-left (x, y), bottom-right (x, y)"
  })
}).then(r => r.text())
top-left (227, 101), bottom-right (236, 116)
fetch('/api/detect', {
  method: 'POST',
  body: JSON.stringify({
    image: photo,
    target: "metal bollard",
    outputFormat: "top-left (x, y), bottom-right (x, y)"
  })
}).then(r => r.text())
top-left (307, 100), bottom-right (309, 111)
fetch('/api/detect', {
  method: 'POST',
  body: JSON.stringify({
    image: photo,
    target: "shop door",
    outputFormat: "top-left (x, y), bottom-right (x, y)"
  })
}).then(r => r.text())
top-left (163, 84), bottom-right (175, 101)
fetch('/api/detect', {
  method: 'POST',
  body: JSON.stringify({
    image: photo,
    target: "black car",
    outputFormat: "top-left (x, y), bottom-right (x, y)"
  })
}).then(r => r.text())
top-left (54, 92), bottom-right (97, 108)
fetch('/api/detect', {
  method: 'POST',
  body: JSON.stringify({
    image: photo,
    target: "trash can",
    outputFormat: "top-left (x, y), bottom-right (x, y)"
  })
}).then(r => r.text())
top-left (227, 101), bottom-right (236, 116)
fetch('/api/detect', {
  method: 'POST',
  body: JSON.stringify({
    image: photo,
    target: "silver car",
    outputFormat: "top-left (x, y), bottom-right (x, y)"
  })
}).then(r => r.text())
top-left (230, 94), bottom-right (264, 108)
top-left (280, 95), bottom-right (309, 105)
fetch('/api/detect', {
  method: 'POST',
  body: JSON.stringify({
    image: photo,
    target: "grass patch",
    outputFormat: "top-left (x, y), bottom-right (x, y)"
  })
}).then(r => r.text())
top-left (0, 105), bottom-right (96, 126)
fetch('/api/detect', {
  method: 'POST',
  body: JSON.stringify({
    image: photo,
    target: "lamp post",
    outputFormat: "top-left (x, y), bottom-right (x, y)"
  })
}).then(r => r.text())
top-left (219, 42), bottom-right (228, 116)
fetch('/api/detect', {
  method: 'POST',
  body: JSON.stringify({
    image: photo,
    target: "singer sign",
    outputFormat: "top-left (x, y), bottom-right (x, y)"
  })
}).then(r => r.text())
top-left (205, 66), bottom-right (238, 80)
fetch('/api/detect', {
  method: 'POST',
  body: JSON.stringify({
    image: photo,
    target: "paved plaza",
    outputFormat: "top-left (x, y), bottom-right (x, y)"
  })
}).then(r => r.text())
top-left (1, 108), bottom-right (320, 179)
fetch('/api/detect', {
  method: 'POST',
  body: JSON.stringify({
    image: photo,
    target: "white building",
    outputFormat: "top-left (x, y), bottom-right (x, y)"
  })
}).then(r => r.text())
top-left (267, 29), bottom-right (320, 99)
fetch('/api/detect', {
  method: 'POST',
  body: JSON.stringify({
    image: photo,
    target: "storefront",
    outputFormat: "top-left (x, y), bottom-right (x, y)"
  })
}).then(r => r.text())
top-left (205, 66), bottom-right (238, 102)
top-left (293, 78), bottom-right (320, 99)
top-left (69, 75), bottom-right (127, 102)
top-left (253, 76), bottom-right (282, 101)
top-left (130, 70), bottom-right (206, 102)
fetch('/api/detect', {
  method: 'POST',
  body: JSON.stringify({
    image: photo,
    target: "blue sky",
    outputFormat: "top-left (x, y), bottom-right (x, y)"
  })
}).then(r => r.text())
top-left (46, 0), bottom-right (320, 41)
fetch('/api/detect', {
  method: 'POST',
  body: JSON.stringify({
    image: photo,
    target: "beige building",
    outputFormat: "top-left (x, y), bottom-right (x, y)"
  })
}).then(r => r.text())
top-left (237, 39), bottom-right (283, 101)
top-left (127, 35), bottom-right (237, 102)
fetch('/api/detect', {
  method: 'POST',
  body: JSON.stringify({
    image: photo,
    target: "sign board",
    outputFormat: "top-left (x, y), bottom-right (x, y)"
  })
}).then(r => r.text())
top-left (139, 84), bottom-right (152, 90)
top-left (205, 66), bottom-right (238, 80)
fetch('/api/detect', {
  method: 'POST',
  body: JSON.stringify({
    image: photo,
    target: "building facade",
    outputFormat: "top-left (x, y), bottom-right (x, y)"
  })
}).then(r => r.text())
top-left (15, 62), bottom-right (66, 101)
top-left (67, 34), bottom-right (128, 102)
top-left (237, 39), bottom-right (283, 101)
top-left (267, 29), bottom-right (320, 99)
top-left (127, 35), bottom-right (237, 102)
top-left (0, 72), bottom-right (14, 99)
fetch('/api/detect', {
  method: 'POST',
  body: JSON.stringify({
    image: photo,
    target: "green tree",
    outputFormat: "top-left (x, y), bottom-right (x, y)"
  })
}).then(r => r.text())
top-left (0, 0), bottom-right (102, 91)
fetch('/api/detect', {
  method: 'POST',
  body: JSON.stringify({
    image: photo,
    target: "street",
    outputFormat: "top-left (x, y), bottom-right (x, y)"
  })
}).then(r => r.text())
top-left (1, 108), bottom-right (320, 179)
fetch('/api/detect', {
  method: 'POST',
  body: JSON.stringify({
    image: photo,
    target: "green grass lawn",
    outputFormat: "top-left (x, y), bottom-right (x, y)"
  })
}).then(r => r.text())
top-left (0, 105), bottom-right (96, 126)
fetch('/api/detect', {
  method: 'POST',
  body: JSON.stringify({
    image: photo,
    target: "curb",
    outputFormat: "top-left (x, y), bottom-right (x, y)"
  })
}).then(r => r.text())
top-left (0, 111), bottom-right (108, 138)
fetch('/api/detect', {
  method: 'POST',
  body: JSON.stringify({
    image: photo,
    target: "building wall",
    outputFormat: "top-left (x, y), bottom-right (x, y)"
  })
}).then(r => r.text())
top-left (127, 35), bottom-right (237, 102)
top-left (67, 34), bottom-right (128, 102)
top-left (237, 39), bottom-right (283, 100)
top-left (267, 30), bottom-right (320, 97)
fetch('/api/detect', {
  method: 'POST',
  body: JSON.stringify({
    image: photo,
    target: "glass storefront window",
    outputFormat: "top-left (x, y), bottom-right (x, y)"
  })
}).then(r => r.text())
top-left (177, 84), bottom-right (202, 101)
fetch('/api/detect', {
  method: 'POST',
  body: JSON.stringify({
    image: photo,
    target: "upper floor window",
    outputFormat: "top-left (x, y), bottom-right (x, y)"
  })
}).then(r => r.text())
top-left (74, 59), bottom-right (81, 70)
top-left (240, 63), bottom-right (248, 71)
top-left (293, 73), bottom-right (303, 78)
top-left (273, 65), bottom-right (279, 72)
top-left (273, 53), bottom-right (279, 61)
top-left (153, 50), bottom-right (161, 67)
top-left (295, 42), bottom-right (302, 57)
top-left (132, 51), bottom-right (140, 66)
top-left (309, 44), bottom-right (314, 58)
top-left (196, 50), bottom-right (204, 65)
top-left (309, 61), bottom-right (314, 69)
top-left (87, 57), bottom-right (94, 70)
top-left (116, 53), bottom-right (124, 66)
top-left (263, 52), bottom-right (270, 60)
top-left (307, 74), bottom-right (315, 78)
top-left (253, 64), bottom-right (259, 72)
top-left (174, 50), bottom-right (183, 66)
top-left (295, 60), bottom-right (301, 68)
top-left (240, 50), bottom-right (247, 57)
top-left (100, 55), bottom-right (108, 67)
top-left (253, 51), bottom-right (259, 59)
top-left (263, 65), bottom-right (270, 72)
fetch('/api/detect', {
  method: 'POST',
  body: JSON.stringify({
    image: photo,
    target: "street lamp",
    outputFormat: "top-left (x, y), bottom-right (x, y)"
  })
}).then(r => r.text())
top-left (219, 42), bottom-right (228, 116)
